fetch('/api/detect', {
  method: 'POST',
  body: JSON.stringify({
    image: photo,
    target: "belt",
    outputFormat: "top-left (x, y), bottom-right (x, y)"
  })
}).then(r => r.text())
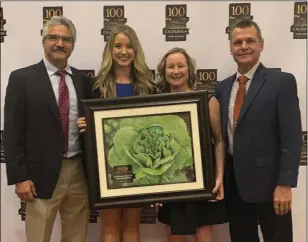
top-left (63, 153), bottom-right (81, 159)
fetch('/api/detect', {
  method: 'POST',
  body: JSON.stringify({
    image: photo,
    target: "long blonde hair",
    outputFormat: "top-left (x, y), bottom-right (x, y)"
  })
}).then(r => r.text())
top-left (93, 25), bottom-right (156, 98)
top-left (156, 47), bottom-right (197, 93)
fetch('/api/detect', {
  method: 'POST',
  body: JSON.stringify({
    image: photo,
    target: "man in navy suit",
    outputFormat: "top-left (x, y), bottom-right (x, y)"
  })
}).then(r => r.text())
top-left (216, 19), bottom-right (302, 242)
top-left (4, 16), bottom-right (91, 242)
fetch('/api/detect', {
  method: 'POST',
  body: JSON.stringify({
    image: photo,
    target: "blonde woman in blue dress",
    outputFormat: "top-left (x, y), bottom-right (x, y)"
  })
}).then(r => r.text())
top-left (77, 24), bottom-right (156, 242)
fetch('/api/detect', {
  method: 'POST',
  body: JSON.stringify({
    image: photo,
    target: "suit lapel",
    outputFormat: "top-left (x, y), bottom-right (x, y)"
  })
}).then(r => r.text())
top-left (71, 68), bottom-right (83, 115)
top-left (237, 64), bottom-right (267, 126)
top-left (222, 75), bottom-right (235, 138)
top-left (32, 60), bottom-right (62, 128)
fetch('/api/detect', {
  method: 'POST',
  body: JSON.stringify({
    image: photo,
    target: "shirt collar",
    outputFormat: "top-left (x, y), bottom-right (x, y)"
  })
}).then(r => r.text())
top-left (43, 57), bottom-right (72, 76)
top-left (235, 61), bottom-right (260, 81)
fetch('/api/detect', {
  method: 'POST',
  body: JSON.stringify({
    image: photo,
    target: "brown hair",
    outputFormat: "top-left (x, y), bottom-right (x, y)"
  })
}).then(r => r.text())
top-left (230, 18), bottom-right (263, 41)
top-left (156, 47), bottom-right (197, 93)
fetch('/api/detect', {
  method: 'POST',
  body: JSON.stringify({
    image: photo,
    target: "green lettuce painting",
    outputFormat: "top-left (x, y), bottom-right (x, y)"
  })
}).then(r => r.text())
top-left (102, 113), bottom-right (196, 189)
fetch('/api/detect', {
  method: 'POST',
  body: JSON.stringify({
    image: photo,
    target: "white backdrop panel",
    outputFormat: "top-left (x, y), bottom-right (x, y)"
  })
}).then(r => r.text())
top-left (0, 1), bottom-right (306, 242)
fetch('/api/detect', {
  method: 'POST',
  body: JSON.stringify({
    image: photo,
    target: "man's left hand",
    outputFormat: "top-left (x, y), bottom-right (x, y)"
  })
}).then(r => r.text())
top-left (273, 185), bottom-right (292, 215)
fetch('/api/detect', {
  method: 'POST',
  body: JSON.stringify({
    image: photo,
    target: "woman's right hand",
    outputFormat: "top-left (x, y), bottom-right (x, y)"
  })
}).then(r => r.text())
top-left (77, 117), bottom-right (87, 133)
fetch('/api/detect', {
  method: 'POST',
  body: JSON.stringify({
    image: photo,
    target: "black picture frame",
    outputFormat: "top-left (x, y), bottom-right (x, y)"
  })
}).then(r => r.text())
top-left (82, 90), bottom-right (215, 209)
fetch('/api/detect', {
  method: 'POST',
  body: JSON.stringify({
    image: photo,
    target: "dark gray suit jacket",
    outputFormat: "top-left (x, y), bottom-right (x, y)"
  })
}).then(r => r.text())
top-left (216, 63), bottom-right (302, 203)
top-left (4, 60), bottom-right (92, 199)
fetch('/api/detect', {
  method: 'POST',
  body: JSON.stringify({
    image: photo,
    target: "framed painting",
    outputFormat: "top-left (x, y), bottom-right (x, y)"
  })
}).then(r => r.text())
top-left (82, 90), bottom-right (216, 209)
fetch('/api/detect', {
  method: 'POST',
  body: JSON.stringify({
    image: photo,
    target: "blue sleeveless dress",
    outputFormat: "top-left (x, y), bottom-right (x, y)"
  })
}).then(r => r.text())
top-left (116, 83), bottom-right (134, 97)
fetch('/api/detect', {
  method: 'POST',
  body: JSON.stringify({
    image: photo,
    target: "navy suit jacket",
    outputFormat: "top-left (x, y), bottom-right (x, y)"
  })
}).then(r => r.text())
top-left (216, 63), bottom-right (302, 203)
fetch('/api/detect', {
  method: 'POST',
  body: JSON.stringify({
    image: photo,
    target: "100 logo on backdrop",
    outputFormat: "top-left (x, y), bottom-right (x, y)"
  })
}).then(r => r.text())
top-left (0, 7), bottom-right (7, 42)
top-left (40, 6), bottom-right (63, 35)
top-left (101, 6), bottom-right (127, 42)
top-left (225, 3), bottom-right (253, 40)
top-left (163, 4), bottom-right (189, 41)
top-left (194, 69), bottom-right (217, 95)
top-left (291, 2), bottom-right (307, 39)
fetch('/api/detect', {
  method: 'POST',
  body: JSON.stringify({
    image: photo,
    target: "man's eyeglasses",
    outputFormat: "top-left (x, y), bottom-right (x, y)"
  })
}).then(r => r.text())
top-left (45, 35), bottom-right (72, 44)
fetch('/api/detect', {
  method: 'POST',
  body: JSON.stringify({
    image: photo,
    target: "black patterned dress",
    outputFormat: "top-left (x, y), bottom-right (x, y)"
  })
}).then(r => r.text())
top-left (157, 95), bottom-right (228, 235)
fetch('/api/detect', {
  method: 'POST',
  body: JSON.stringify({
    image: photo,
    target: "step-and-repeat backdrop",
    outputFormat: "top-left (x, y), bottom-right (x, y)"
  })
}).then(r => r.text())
top-left (0, 1), bottom-right (306, 242)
